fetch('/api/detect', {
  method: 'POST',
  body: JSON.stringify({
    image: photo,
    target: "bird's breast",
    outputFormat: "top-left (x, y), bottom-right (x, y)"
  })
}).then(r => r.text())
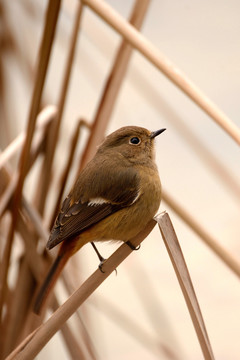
top-left (92, 166), bottom-right (162, 242)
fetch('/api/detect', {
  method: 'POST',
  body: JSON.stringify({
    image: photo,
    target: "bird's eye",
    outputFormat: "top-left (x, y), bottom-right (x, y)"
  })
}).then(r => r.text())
top-left (130, 137), bottom-right (140, 145)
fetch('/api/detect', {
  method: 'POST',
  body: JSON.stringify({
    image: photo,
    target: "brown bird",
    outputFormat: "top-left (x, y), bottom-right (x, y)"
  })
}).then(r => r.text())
top-left (34, 126), bottom-right (165, 314)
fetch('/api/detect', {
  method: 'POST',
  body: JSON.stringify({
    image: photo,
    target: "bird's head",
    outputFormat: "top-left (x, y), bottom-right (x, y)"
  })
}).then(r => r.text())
top-left (97, 126), bottom-right (166, 164)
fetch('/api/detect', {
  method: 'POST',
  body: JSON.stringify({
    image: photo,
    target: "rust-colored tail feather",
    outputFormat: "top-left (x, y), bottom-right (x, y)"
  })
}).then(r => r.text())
top-left (33, 252), bottom-right (69, 314)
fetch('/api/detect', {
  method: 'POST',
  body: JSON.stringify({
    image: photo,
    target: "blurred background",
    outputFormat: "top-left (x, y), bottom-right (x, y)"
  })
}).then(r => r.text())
top-left (0, 0), bottom-right (239, 359)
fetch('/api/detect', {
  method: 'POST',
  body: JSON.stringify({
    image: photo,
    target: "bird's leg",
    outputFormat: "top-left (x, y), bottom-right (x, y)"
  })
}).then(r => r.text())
top-left (90, 242), bottom-right (118, 275)
top-left (91, 242), bottom-right (106, 272)
top-left (125, 240), bottom-right (141, 251)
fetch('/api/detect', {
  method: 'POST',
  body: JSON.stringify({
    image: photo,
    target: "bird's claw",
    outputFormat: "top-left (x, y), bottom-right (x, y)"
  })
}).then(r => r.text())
top-left (98, 259), bottom-right (106, 273)
top-left (125, 241), bottom-right (141, 251)
top-left (98, 259), bottom-right (117, 275)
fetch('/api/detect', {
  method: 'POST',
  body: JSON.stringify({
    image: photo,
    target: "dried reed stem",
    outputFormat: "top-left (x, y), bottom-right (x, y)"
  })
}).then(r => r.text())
top-left (12, 213), bottom-right (83, 358)
top-left (125, 260), bottom-right (182, 358)
top-left (0, 119), bottom-right (54, 356)
top-left (163, 191), bottom-right (240, 278)
top-left (51, 297), bottom-right (88, 360)
top-left (8, 208), bottom-right (83, 355)
top-left (16, 212), bottom-right (50, 282)
top-left (35, 1), bottom-right (84, 215)
top-left (49, 119), bottom-right (90, 229)
top-left (157, 105), bottom-right (240, 198)
top-left (88, 295), bottom-right (180, 360)
top-left (0, 173), bottom-right (18, 218)
top-left (61, 272), bottom-right (99, 360)
top-left (82, 0), bottom-right (240, 145)
top-left (80, 0), bottom-right (151, 170)
top-left (0, 136), bottom-right (50, 346)
top-left (0, 105), bottom-right (57, 169)
top-left (0, 0), bottom-right (61, 320)
top-left (6, 220), bottom-right (156, 360)
top-left (0, 170), bottom-right (50, 356)
top-left (22, 198), bottom-right (49, 243)
top-left (157, 212), bottom-right (215, 360)
top-left (0, 107), bottom-right (56, 218)
top-left (2, 259), bottom-right (36, 357)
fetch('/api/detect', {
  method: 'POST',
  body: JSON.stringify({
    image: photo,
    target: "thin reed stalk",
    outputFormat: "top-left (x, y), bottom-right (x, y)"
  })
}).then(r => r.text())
top-left (163, 191), bottom-right (240, 278)
top-left (82, 0), bottom-right (240, 145)
top-left (34, 1), bottom-right (84, 216)
top-left (6, 220), bottom-right (156, 360)
top-left (80, 0), bottom-right (151, 170)
top-left (0, 1), bottom-right (238, 359)
top-left (0, 0), bottom-right (61, 321)
top-left (157, 212), bottom-right (215, 360)
top-left (49, 119), bottom-right (90, 229)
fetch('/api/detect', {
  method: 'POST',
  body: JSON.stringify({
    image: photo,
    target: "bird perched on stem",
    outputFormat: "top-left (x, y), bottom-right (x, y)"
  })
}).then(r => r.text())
top-left (34, 126), bottom-right (166, 314)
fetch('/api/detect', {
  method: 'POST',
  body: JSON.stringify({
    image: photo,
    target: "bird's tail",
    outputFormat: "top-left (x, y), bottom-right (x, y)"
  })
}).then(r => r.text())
top-left (33, 250), bottom-right (69, 315)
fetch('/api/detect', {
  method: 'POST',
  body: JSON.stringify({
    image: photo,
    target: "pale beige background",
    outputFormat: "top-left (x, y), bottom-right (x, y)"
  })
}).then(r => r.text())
top-left (5, 0), bottom-right (240, 359)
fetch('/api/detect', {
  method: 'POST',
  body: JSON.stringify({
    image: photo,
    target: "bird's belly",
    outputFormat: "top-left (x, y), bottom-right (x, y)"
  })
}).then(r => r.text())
top-left (93, 178), bottom-right (161, 242)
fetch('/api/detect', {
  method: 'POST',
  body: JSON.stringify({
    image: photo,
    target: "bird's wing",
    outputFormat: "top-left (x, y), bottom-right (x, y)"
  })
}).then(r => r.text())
top-left (47, 164), bottom-right (140, 249)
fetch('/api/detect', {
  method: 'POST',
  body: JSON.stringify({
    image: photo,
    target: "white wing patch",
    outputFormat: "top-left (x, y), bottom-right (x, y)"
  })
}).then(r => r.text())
top-left (88, 190), bottom-right (141, 207)
top-left (130, 190), bottom-right (141, 205)
top-left (88, 197), bottom-right (110, 206)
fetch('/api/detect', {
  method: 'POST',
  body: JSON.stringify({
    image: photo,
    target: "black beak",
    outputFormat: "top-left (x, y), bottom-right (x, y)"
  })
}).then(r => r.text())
top-left (150, 128), bottom-right (166, 139)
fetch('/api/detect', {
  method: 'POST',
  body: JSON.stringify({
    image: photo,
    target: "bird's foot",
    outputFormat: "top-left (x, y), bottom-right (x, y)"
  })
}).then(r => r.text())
top-left (98, 259), bottom-right (117, 275)
top-left (125, 241), bottom-right (141, 251)
top-left (98, 259), bottom-right (106, 273)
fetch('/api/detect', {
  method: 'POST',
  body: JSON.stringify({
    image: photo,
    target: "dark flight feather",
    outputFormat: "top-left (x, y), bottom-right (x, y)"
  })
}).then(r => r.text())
top-left (47, 158), bottom-right (140, 250)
